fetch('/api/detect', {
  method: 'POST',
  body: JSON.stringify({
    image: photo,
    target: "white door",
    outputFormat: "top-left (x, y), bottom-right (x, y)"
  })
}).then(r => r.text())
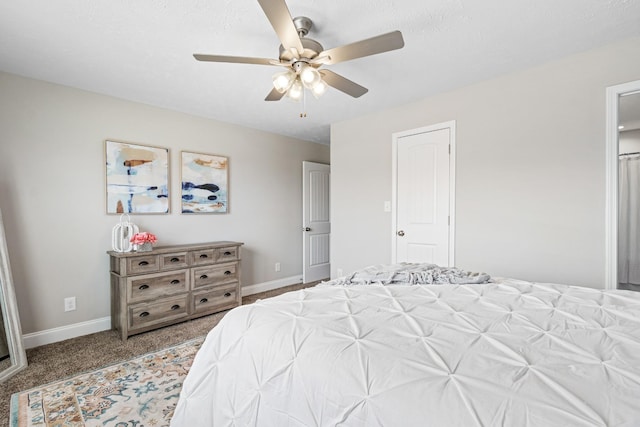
top-left (303, 161), bottom-right (330, 283)
top-left (392, 123), bottom-right (455, 266)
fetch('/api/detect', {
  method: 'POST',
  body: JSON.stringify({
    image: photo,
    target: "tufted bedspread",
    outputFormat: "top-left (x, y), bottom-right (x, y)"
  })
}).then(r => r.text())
top-left (171, 280), bottom-right (640, 426)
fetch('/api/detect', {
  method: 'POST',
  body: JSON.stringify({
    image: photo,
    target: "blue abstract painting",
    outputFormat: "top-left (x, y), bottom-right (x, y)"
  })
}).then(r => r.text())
top-left (181, 151), bottom-right (228, 213)
top-left (105, 140), bottom-right (169, 214)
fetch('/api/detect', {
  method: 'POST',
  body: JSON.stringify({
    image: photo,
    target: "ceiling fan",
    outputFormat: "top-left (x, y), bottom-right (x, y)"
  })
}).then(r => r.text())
top-left (193, 0), bottom-right (405, 103)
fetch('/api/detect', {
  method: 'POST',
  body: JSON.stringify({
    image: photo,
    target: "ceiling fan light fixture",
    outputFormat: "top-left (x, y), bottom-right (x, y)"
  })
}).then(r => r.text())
top-left (287, 79), bottom-right (304, 101)
top-left (299, 64), bottom-right (321, 88)
top-left (273, 70), bottom-right (296, 93)
top-left (310, 79), bottom-right (328, 98)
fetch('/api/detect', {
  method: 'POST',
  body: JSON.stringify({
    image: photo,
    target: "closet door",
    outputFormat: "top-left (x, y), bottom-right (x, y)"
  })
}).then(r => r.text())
top-left (393, 123), bottom-right (455, 266)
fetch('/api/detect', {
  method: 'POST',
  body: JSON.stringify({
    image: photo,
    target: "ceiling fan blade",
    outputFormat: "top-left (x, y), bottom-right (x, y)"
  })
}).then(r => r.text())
top-left (193, 54), bottom-right (279, 66)
top-left (319, 70), bottom-right (368, 98)
top-left (320, 30), bottom-right (405, 65)
top-left (257, 0), bottom-right (304, 55)
top-left (265, 87), bottom-right (285, 101)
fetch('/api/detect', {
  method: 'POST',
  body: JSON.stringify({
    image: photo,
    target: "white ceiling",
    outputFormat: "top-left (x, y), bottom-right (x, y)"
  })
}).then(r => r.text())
top-left (1, 0), bottom-right (639, 144)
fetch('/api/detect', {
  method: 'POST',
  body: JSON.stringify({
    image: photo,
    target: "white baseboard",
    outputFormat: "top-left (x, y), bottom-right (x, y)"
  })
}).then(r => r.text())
top-left (21, 276), bottom-right (303, 349)
top-left (23, 317), bottom-right (112, 349)
top-left (242, 275), bottom-right (303, 296)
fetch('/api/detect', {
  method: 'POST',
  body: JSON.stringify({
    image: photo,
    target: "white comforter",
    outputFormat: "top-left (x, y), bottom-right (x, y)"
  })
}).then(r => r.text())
top-left (172, 281), bottom-right (640, 426)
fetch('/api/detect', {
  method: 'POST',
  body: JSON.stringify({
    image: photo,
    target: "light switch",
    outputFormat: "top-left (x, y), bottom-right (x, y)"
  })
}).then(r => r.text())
top-left (384, 201), bottom-right (391, 212)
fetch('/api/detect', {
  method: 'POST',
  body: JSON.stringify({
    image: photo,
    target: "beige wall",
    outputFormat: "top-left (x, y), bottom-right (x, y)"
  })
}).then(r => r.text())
top-left (331, 37), bottom-right (640, 288)
top-left (0, 72), bottom-right (329, 336)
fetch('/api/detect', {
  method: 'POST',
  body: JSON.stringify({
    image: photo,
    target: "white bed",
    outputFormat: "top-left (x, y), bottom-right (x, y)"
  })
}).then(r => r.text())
top-left (171, 267), bottom-right (640, 426)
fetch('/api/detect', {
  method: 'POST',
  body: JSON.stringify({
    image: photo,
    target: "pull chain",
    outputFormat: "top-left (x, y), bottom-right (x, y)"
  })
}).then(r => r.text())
top-left (300, 88), bottom-right (307, 118)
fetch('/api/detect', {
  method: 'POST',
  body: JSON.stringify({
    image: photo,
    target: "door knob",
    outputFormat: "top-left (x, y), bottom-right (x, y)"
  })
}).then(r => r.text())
top-left (397, 230), bottom-right (405, 236)
top-left (304, 227), bottom-right (311, 231)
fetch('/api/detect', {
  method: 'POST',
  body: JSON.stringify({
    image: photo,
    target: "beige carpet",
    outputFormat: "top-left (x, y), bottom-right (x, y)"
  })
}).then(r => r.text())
top-left (1, 282), bottom-right (318, 427)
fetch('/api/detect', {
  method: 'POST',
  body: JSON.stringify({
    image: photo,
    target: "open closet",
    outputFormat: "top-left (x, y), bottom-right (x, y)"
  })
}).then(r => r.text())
top-left (618, 91), bottom-right (640, 291)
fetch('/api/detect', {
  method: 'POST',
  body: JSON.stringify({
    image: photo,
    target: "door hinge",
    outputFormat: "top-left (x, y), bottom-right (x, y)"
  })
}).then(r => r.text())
top-left (448, 216), bottom-right (450, 226)
top-left (448, 145), bottom-right (451, 155)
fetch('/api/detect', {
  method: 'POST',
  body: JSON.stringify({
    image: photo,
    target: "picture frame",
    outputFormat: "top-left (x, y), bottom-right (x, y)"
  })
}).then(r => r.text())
top-left (181, 151), bottom-right (228, 213)
top-left (105, 140), bottom-right (170, 214)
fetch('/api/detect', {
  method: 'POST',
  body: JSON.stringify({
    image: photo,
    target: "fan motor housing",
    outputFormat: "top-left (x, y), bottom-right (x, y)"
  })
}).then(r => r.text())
top-left (279, 38), bottom-right (323, 61)
top-left (278, 16), bottom-right (323, 62)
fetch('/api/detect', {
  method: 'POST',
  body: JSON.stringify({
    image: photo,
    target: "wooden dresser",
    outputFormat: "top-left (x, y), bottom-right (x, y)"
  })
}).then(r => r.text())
top-left (108, 241), bottom-right (243, 340)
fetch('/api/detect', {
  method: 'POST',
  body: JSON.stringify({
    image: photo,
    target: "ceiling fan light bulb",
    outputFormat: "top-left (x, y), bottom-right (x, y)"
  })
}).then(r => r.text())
top-left (287, 80), bottom-right (303, 101)
top-left (273, 70), bottom-right (295, 93)
top-left (311, 79), bottom-right (328, 98)
top-left (300, 66), bottom-right (321, 88)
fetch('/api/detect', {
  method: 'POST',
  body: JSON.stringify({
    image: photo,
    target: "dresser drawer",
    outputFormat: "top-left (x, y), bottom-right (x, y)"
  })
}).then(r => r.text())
top-left (126, 255), bottom-right (159, 274)
top-left (127, 270), bottom-right (189, 302)
top-left (160, 252), bottom-right (189, 270)
top-left (216, 246), bottom-right (239, 262)
top-left (192, 284), bottom-right (239, 315)
top-left (191, 249), bottom-right (216, 266)
top-left (129, 295), bottom-right (189, 329)
top-left (192, 262), bottom-right (238, 288)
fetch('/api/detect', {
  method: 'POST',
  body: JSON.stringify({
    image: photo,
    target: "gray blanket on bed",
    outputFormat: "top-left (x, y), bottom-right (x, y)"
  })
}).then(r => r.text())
top-left (323, 263), bottom-right (491, 286)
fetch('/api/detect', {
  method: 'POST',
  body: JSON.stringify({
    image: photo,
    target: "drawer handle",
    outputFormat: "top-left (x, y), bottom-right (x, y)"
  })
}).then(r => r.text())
top-left (170, 279), bottom-right (181, 285)
top-left (200, 274), bottom-right (208, 280)
top-left (138, 284), bottom-right (149, 290)
top-left (170, 257), bottom-right (180, 263)
top-left (199, 254), bottom-right (209, 259)
top-left (223, 251), bottom-right (232, 256)
top-left (224, 271), bottom-right (232, 276)
top-left (171, 304), bottom-right (180, 310)
top-left (138, 261), bottom-right (149, 266)
top-left (224, 292), bottom-right (232, 298)
top-left (139, 311), bottom-right (150, 318)
top-left (200, 298), bottom-right (208, 304)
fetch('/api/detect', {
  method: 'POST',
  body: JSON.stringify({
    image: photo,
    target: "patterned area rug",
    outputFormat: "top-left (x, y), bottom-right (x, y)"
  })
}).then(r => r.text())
top-left (10, 337), bottom-right (204, 427)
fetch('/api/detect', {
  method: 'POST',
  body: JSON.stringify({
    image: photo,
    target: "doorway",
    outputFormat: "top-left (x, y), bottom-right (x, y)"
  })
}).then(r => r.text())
top-left (392, 121), bottom-right (456, 266)
top-left (605, 79), bottom-right (640, 290)
top-left (302, 161), bottom-right (330, 283)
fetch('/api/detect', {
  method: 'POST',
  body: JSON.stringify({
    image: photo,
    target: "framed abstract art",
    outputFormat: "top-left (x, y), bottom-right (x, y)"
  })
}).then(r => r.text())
top-left (181, 151), bottom-right (228, 213)
top-left (105, 140), bottom-right (169, 214)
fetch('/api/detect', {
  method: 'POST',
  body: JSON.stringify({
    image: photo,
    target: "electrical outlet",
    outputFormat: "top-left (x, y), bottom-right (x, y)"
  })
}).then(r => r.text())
top-left (275, 262), bottom-right (281, 272)
top-left (384, 201), bottom-right (391, 212)
top-left (337, 268), bottom-right (343, 277)
top-left (64, 297), bottom-right (76, 312)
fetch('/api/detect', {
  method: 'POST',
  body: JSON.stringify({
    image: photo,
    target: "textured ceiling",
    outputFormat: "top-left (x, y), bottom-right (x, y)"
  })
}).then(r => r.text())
top-left (1, 0), bottom-right (639, 144)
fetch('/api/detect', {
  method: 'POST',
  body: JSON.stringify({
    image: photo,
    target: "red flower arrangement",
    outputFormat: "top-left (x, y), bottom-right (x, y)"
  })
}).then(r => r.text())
top-left (130, 232), bottom-right (158, 245)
